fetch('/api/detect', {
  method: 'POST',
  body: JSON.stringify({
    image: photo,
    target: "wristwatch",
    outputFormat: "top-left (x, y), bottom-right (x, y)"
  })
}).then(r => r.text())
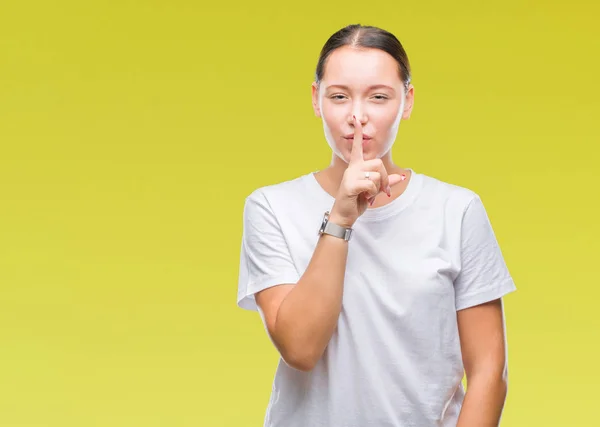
top-left (318, 211), bottom-right (353, 241)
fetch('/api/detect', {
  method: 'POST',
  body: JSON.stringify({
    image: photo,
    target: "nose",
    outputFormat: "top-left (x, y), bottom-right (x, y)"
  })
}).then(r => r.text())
top-left (348, 105), bottom-right (367, 126)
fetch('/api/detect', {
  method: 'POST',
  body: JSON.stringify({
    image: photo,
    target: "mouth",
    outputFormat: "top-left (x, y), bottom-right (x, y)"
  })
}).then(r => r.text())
top-left (343, 134), bottom-right (373, 140)
top-left (343, 136), bottom-right (372, 146)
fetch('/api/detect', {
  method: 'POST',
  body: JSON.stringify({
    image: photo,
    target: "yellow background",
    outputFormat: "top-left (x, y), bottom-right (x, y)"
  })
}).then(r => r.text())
top-left (1, 1), bottom-right (598, 426)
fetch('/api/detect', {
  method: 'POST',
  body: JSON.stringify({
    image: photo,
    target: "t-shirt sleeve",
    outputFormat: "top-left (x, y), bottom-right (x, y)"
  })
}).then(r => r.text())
top-left (453, 195), bottom-right (517, 311)
top-left (237, 191), bottom-right (301, 311)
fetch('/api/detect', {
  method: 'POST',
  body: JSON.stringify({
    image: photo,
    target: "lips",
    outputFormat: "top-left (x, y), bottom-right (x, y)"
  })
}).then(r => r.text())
top-left (343, 134), bottom-right (373, 140)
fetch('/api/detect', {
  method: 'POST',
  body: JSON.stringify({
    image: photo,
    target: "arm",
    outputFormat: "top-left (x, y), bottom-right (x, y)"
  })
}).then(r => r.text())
top-left (255, 223), bottom-right (349, 372)
top-left (254, 117), bottom-right (403, 372)
top-left (456, 298), bottom-right (509, 427)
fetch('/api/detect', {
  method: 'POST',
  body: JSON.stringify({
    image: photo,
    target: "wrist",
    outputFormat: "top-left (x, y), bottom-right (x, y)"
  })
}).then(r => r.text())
top-left (327, 210), bottom-right (355, 229)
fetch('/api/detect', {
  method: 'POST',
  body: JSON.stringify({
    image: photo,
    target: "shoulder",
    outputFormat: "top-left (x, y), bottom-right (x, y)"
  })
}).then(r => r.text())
top-left (246, 172), bottom-right (313, 202)
top-left (417, 171), bottom-right (481, 215)
top-left (243, 172), bottom-right (316, 216)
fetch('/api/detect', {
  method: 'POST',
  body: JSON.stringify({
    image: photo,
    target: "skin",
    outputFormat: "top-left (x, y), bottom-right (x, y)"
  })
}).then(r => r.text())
top-left (255, 44), bottom-right (509, 426)
top-left (311, 45), bottom-right (415, 209)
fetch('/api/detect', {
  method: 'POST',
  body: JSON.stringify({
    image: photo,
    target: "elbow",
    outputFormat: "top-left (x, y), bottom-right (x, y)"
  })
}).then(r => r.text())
top-left (268, 322), bottom-right (322, 372)
top-left (280, 346), bottom-right (320, 372)
top-left (285, 356), bottom-right (317, 372)
top-left (466, 364), bottom-right (509, 396)
top-left (498, 363), bottom-right (510, 393)
top-left (500, 367), bottom-right (510, 396)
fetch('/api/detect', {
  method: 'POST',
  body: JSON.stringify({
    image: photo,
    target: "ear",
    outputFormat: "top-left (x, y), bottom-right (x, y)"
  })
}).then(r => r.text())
top-left (311, 81), bottom-right (322, 118)
top-left (402, 84), bottom-right (415, 120)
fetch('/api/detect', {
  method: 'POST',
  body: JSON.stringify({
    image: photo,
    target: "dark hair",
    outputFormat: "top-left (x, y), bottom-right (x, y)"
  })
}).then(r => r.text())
top-left (315, 24), bottom-right (412, 93)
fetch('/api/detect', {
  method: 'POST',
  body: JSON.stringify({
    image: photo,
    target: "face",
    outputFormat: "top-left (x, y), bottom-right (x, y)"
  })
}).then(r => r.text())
top-left (311, 46), bottom-right (414, 163)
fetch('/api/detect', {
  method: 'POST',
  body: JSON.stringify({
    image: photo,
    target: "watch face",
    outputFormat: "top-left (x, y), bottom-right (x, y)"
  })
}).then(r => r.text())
top-left (319, 212), bottom-right (329, 234)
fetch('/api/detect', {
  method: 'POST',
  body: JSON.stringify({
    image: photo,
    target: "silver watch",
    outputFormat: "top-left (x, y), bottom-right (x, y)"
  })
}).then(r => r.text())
top-left (318, 211), bottom-right (353, 241)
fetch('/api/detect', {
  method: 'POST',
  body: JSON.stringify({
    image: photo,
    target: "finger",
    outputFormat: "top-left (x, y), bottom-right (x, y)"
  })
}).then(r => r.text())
top-left (360, 171), bottom-right (381, 196)
top-left (363, 159), bottom-right (390, 196)
top-left (349, 115), bottom-right (364, 164)
top-left (388, 172), bottom-right (407, 187)
top-left (353, 179), bottom-right (378, 198)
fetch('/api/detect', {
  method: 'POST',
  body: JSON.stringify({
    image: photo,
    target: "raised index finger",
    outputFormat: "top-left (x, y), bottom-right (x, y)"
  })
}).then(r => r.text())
top-left (349, 115), bottom-right (364, 163)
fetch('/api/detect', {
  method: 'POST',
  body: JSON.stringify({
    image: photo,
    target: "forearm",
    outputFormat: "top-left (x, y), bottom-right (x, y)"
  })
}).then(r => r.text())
top-left (274, 231), bottom-right (348, 370)
top-left (456, 373), bottom-right (508, 427)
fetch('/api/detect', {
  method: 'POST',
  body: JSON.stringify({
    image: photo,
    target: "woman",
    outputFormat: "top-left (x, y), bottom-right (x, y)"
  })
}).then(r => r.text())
top-left (237, 23), bottom-right (516, 427)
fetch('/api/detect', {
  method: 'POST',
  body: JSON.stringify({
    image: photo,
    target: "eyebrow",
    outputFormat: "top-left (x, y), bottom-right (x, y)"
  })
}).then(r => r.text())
top-left (325, 84), bottom-right (396, 91)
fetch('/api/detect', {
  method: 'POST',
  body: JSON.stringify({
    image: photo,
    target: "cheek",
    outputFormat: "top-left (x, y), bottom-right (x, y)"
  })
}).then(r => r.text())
top-left (371, 106), bottom-right (402, 132)
top-left (321, 104), bottom-right (346, 129)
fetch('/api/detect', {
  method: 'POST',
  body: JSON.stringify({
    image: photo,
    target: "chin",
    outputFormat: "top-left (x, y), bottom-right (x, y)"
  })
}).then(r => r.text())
top-left (332, 146), bottom-right (383, 164)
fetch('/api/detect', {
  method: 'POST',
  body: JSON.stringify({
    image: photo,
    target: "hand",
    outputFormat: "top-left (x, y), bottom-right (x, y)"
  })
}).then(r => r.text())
top-left (329, 116), bottom-right (405, 228)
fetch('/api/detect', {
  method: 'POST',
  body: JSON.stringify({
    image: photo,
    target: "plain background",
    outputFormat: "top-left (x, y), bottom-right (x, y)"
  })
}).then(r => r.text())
top-left (1, 1), bottom-right (599, 426)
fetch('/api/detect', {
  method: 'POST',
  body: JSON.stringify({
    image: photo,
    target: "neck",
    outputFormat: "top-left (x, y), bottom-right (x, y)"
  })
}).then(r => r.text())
top-left (330, 150), bottom-right (401, 182)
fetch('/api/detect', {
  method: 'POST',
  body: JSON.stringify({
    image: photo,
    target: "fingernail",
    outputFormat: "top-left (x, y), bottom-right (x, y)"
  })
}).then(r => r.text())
top-left (386, 185), bottom-right (391, 196)
top-left (369, 197), bottom-right (375, 206)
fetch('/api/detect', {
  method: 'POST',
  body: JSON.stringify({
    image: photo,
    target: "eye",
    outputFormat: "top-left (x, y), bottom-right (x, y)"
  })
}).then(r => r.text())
top-left (329, 94), bottom-right (347, 101)
top-left (372, 94), bottom-right (389, 101)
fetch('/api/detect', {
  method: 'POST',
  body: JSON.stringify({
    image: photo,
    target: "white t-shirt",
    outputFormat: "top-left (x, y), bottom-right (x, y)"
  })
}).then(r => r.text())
top-left (237, 169), bottom-right (516, 427)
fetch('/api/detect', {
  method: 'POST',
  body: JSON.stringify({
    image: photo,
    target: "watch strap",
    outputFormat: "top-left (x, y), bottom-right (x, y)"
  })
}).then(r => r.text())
top-left (319, 211), bottom-right (353, 241)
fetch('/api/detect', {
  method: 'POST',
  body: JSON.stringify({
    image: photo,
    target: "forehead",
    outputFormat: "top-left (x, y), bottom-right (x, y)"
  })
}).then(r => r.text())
top-left (321, 46), bottom-right (401, 86)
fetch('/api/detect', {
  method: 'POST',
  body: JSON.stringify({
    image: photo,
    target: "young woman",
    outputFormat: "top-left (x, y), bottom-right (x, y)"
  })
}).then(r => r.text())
top-left (237, 23), bottom-right (516, 427)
